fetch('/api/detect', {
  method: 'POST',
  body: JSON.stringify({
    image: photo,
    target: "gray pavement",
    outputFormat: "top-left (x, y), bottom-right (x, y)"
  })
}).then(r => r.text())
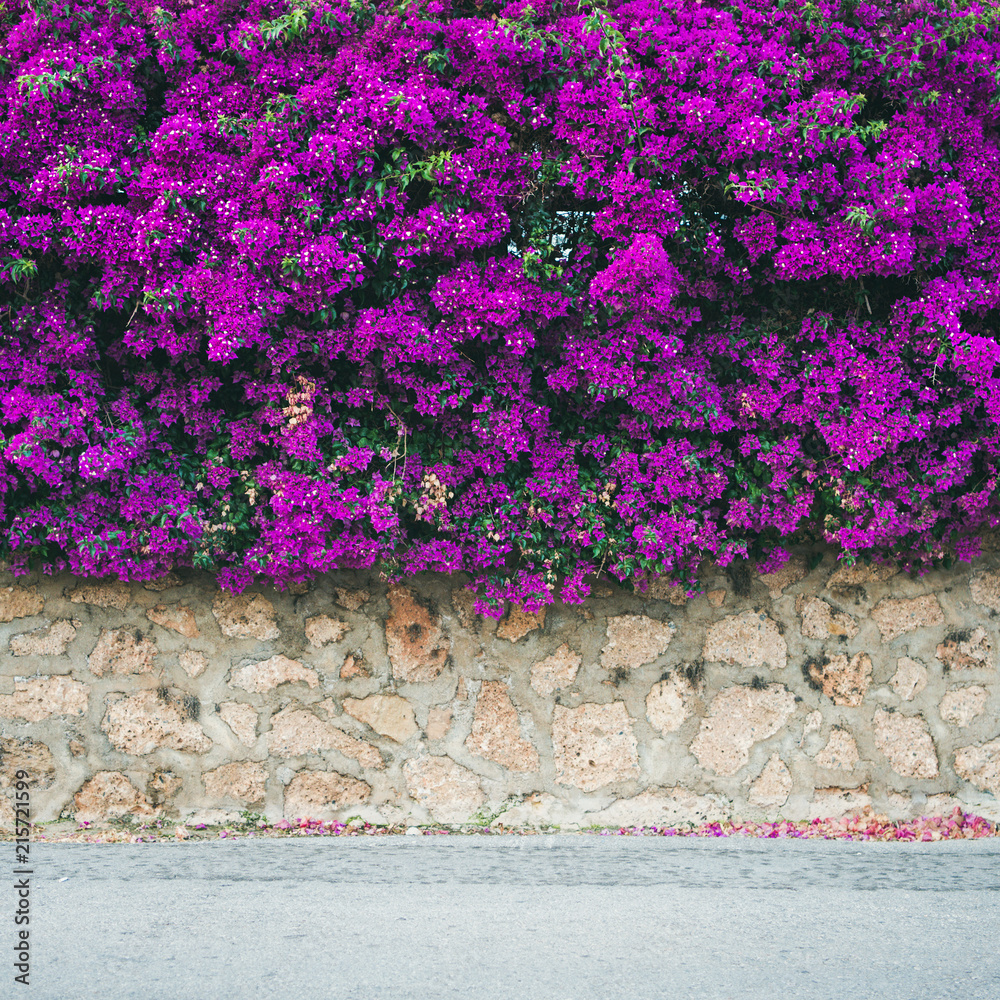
top-left (14, 837), bottom-right (1000, 999)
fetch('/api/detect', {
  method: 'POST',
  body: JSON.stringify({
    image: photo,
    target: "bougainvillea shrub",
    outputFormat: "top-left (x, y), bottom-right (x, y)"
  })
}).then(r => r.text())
top-left (3, 0), bottom-right (1000, 611)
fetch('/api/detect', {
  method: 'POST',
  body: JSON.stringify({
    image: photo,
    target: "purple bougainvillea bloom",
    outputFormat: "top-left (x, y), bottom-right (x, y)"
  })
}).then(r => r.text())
top-left (2, 1), bottom-right (1000, 611)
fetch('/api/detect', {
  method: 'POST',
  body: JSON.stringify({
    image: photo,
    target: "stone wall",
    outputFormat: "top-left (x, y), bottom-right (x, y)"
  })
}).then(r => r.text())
top-left (1, 552), bottom-right (999, 830)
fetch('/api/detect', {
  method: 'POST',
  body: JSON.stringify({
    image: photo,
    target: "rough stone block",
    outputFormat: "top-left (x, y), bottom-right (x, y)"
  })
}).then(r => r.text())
top-left (530, 644), bottom-right (581, 696)
top-left (954, 738), bottom-right (1000, 796)
top-left (890, 657), bottom-right (927, 701)
top-left (203, 762), bottom-right (266, 804)
top-left (88, 628), bottom-right (158, 676)
top-left (402, 755), bottom-right (485, 823)
top-left (690, 684), bottom-right (796, 776)
top-left (939, 686), bottom-right (988, 728)
top-left (814, 728), bottom-right (860, 771)
top-left (465, 681), bottom-right (539, 772)
top-left (645, 673), bottom-right (694, 734)
top-left (601, 615), bottom-right (675, 671)
top-left (552, 702), bottom-right (639, 791)
top-left (212, 591), bottom-right (279, 640)
top-left (748, 753), bottom-right (792, 808)
top-left (229, 654), bottom-right (318, 693)
top-left (10, 619), bottom-right (79, 656)
top-left (219, 702), bottom-right (258, 746)
top-left (74, 772), bottom-right (156, 822)
top-left (68, 580), bottom-right (130, 611)
top-left (872, 708), bottom-right (938, 778)
top-left (284, 770), bottom-right (371, 818)
top-left (102, 690), bottom-right (212, 755)
top-left (805, 652), bottom-right (872, 707)
top-left (497, 605), bottom-right (545, 642)
top-left (703, 611), bottom-right (787, 670)
top-left (796, 596), bottom-right (859, 639)
top-left (267, 707), bottom-right (383, 769)
top-left (0, 737), bottom-right (56, 789)
top-left (146, 604), bottom-right (199, 638)
top-left (936, 627), bottom-right (993, 671)
top-left (386, 586), bottom-right (449, 682)
top-left (871, 595), bottom-right (944, 642)
top-left (343, 694), bottom-right (418, 743)
top-left (0, 676), bottom-right (88, 722)
top-left (304, 615), bottom-right (349, 647)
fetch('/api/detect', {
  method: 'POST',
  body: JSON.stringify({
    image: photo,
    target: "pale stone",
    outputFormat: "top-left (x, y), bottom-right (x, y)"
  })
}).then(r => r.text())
top-left (179, 651), bottom-right (208, 678)
top-left (284, 770), bottom-right (371, 818)
top-left (706, 589), bottom-right (726, 608)
top-left (871, 595), bottom-right (944, 642)
top-left (10, 619), bottom-right (79, 656)
top-left (229, 654), bottom-right (318, 693)
top-left (146, 770), bottom-right (182, 807)
top-left (0, 585), bottom-right (43, 622)
top-left (465, 681), bottom-right (539, 772)
top-left (872, 709), bottom-right (939, 778)
top-left (796, 596), bottom-right (859, 639)
top-left (827, 562), bottom-right (898, 587)
top-left (144, 573), bottom-right (181, 592)
top-left (146, 603), bottom-right (199, 638)
top-left (954, 738), bottom-right (1000, 796)
top-left (940, 686), bottom-right (988, 728)
top-left (936, 627), bottom-right (994, 671)
top-left (267, 707), bottom-right (383, 769)
top-left (758, 555), bottom-right (808, 598)
top-left (68, 580), bottom-right (130, 611)
top-left (386, 586), bottom-right (449, 682)
top-left (69, 740), bottom-right (85, 757)
top-left (334, 587), bottom-right (370, 612)
top-left (703, 611), bottom-right (787, 671)
top-left (552, 702), bottom-right (640, 791)
top-left (748, 754), bottom-right (792, 808)
top-left (456, 677), bottom-right (468, 701)
top-left (647, 578), bottom-right (687, 604)
top-left (0, 797), bottom-right (13, 832)
top-left (74, 772), bottom-right (156, 823)
top-left (815, 729), bottom-right (860, 771)
top-left (497, 605), bottom-right (546, 642)
top-left (426, 707), bottom-right (453, 741)
top-left (809, 785), bottom-right (872, 819)
top-left (601, 615), bottom-right (675, 671)
top-left (0, 675), bottom-right (88, 722)
top-left (451, 588), bottom-right (480, 629)
top-left (969, 569), bottom-right (1000, 613)
top-left (88, 627), bottom-right (158, 676)
top-left (339, 655), bottom-right (370, 679)
top-left (0, 737), bottom-right (55, 789)
top-left (584, 788), bottom-right (731, 828)
top-left (805, 653), bottom-right (873, 707)
top-left (645, 673), bottom-right (694, 734)
top-left (890, 657), bottom-right (928, 701)
top-left (799, 710), bottom-right (822, 747)
top-left (304, 614), bottom-right (349, 648)
top-left (219, 702), bottom-right (258, 746)
top-left (690, 684), bottom-right (796, 776)
top-left (402, 756), bottom-right (485, 823)
top-left (530, 644), bottom-right (581, 695)
top-left (343, 695), bottom-right (418, 743)
top-left (102, 690), bottom-right (212, 755)
top-left (203, 762), bottom-right (266, 803)
top-left (212, 591), bottom-right (279, 640)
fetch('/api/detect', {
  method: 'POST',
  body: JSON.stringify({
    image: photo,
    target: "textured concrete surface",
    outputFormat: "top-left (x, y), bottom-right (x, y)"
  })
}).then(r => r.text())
top-left (21, 839), bottom-right (1000, 1000)
top-left (2, 548), bottom-right (1000, 828)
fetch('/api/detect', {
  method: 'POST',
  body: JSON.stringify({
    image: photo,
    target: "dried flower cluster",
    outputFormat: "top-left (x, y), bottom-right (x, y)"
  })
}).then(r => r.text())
top-left (3, 0), bottom-right (1000, 611)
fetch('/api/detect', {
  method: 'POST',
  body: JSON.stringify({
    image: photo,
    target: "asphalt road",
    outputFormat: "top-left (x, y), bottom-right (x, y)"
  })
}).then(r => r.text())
top-left (13, 837), bottom-right (1000, 999)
